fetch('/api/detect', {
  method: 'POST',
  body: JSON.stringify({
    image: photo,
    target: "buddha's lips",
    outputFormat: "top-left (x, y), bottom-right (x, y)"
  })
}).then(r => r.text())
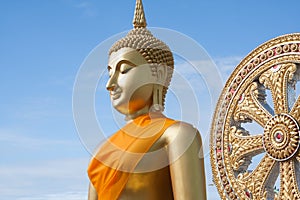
top-left (110, 92), bottom-right (121, 100)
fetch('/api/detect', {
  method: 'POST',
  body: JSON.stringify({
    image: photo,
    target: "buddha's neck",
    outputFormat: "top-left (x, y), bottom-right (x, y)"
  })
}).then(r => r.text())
top-left (125, 106), bottom-right (150, 122)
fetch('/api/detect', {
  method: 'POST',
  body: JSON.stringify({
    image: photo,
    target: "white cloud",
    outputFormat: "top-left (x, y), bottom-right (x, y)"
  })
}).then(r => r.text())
top-left (0, 129), bottom-right (80, 150)
top-left (0, 157), bottom-right (90, 199)
top-left (8, 96), bottom-right (71, 121)
top-left (74, 1), bottom-right (98, 17)
top-left (0, 127), bottom-right (90, 199)
top-left (16, 192), bottom-right (87, 200)
top-left (214, 56), bottom-right (243, 80)
top-left (0, 158), bottom-right (88, 178)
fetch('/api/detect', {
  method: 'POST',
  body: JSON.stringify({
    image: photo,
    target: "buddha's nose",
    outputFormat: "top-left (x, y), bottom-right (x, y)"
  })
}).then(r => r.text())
top-left (106, 84), bottom-right (116, 91)
top-left (106, 77), bottom-right (116, 91)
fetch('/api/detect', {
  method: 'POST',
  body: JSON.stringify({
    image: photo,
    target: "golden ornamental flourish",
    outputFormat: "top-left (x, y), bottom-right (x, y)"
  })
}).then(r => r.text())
top-left (210, 33), bottom-right (300, 200)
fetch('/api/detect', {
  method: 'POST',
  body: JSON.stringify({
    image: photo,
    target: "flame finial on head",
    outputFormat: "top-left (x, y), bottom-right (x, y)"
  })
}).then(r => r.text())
top-left (133, 0), bottom-right (147, 28)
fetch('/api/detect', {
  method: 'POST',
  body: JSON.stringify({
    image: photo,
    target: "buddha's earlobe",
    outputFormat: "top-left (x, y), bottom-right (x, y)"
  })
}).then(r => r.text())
top-left (151, 84), bottom-right (164, 112)
top-left (151, 65), bottom-right (168, 112)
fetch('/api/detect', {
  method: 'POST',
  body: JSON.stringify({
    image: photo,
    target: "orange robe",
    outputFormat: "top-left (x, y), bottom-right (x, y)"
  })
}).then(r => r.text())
top-left (87, 113), bottom-right (176, 200)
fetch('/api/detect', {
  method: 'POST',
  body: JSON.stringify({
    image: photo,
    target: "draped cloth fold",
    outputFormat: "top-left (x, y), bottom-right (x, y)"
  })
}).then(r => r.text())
top-left (87, 113), bottom-right (176, 200)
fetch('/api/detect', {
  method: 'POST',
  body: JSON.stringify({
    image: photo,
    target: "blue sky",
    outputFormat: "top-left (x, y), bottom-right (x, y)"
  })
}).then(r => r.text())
top-left (1, 0), bottom-right (300, 199)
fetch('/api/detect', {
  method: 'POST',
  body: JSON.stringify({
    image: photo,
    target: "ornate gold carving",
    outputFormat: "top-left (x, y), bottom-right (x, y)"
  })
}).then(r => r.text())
top-left (291, 96), bottom-right (300, 122)
top-left (279, 160), bottom-right (300, 199)
top-left (229, 126), bottom-right (264, 171)
top-left (259, 63), bottom-right (297, 114)
top-left (236, 155), bottom-right (277, 199)
top-left (233, 82), bottom-right (272, 126)
top-left (210, 33), bottom-right (300, 200)
top-left (263, 114), bottom-right (300, 161)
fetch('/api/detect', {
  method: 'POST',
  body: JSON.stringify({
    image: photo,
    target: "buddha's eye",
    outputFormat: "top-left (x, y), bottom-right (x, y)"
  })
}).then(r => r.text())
top-left (120, 64), bottom-right (134, 74)
top-left (107, 66), bottom-right (113, 77)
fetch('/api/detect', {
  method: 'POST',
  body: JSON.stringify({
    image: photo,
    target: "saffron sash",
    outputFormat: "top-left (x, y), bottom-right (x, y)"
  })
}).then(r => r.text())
top-left (87, 113), bottom-right (176, 200)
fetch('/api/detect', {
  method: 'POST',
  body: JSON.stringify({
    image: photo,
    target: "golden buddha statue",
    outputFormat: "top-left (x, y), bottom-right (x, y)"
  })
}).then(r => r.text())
top-left (87, 0), bottom-right (207, 199)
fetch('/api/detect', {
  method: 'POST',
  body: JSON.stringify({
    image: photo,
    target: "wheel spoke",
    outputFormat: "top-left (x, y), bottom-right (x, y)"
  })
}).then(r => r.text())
top-left (237, 154), bottom-right (277, 199)
top-left (296, 152), bottom-right (300, 163)
top-left (279, 159), bottom-right (300, 200)
top-left (290, 96), bottom-right (300, 122)
top-left (233, 82), bottom-right (272, 127)
top-left (229, 126), bottom-right (264, 171)
top-left (259, 63), bottom-right (297, 114)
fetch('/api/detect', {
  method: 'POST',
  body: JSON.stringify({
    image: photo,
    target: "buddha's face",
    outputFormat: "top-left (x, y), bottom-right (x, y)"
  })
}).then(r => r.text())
top-left (106, 47), bottom-right (155, 115)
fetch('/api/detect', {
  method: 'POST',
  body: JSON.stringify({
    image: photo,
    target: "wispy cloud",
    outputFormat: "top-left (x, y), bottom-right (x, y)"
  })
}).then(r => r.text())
top-left (0, 123), bottom-right (90, 199)
top-left (75, 1), bottom-right (98, 17)
top-left (17, 192), bottom-right (87, 200)
top-left (214, 56), bottom-right (242, 80)
top-left (0, 157), bottom-right (90, 199)
top-left (0, 129), bottom-right (79, 150)
top-left (0, 157), bottom-right (88, 180)
top-left (5, 96), bottom-right (72, 122)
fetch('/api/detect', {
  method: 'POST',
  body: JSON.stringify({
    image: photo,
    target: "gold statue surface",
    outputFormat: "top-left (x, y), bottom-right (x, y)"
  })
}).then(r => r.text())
top-left (87, 0), bottom-right (207, 199)
top-left (210, 33), bottom-right (300, 199)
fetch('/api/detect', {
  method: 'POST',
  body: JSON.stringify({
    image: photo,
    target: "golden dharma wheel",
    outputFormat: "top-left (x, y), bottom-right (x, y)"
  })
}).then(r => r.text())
top-left (210, 33), bottom-right (300, 200)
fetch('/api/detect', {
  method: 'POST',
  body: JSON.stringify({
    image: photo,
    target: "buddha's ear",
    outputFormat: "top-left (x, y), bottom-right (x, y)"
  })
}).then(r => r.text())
top-left (155, 65), bottom-right (168, 86)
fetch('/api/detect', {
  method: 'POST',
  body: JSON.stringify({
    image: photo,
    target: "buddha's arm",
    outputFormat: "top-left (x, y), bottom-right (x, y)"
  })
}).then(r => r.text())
top-left (88, 183), bottom-right (98, 200)
top-left (165, 122), bottom-right (207, 200)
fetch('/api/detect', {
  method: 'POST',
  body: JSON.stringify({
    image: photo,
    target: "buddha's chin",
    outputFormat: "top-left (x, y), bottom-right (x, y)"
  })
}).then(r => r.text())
top-left (111, 99), bottom-right (131, 115)
top-left (112, 99), bottom-right (150, 116)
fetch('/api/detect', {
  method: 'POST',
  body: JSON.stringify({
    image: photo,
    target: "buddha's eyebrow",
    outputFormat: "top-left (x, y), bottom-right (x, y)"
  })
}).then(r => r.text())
top-left (116, 60), bottom-right (137, 68)
top-left (107, 60), bottom-right (138, 72)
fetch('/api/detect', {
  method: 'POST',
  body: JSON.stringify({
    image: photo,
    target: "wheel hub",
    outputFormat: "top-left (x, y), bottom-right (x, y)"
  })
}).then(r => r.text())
top-left (263, 114), bottom-right (300, 161)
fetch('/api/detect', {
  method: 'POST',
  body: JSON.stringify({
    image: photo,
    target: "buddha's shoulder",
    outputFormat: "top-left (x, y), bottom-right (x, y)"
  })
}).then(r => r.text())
top-left (165, 120), bottom-right (198, 132)
top-left (161, 120), bottom-right (201, 144)
top-left (148, 120), bottom-right (201, 152)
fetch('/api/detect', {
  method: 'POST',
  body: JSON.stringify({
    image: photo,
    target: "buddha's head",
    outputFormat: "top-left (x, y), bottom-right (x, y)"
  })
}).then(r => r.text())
top-left (106, 0), bottom-right (174, 117)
